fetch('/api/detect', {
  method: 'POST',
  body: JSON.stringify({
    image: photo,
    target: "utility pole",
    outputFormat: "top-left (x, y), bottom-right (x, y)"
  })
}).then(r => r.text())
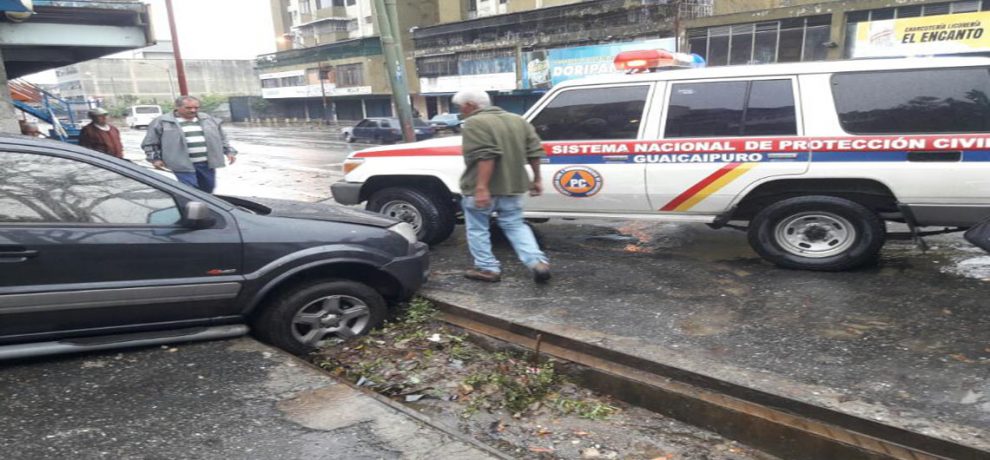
top-left (373, 0), bottom-right (415, 143)
top-left (319, 65), bottom-right (336, 123)
top-left (165, 0), bottom-right (189, 96)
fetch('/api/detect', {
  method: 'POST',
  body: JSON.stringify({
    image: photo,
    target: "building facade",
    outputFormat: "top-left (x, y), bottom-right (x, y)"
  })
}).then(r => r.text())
top-left (412, 0), bottom-right (682, 117)
top-left (684, 0), bottom-right (990, 66)
top-left (257, 0), bottom-right (990, 123)
top-left (55, 56), bottom-right (260, 109)
top-left (257, 0), bottom-right (439, 121)
top-left (259, 0), bottom-right (693, 121)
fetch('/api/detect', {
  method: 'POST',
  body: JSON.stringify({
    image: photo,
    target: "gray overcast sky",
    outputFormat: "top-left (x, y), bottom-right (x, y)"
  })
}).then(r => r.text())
top-left (26, 0), bottom-right (276, 83)
top-left (145, 0), bottom-right (276, 59)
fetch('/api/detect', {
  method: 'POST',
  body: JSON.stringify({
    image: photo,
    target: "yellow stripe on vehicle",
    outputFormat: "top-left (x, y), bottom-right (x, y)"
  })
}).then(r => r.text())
top-left (673, 163), bottom-right (756, 212)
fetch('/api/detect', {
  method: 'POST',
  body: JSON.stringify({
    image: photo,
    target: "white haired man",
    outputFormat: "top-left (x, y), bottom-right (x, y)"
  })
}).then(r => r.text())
top-left (142, 96), bottom-right (237, 193)
top-left (453, 89), bottom-right (551, 283)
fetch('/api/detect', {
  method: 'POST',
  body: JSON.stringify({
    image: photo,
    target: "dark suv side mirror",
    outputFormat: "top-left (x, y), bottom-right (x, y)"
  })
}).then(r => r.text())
top-left (183, 201), bottom-right (215, 229)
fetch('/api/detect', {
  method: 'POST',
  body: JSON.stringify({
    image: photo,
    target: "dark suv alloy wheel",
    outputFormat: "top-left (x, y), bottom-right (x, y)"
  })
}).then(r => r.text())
top-left (253, 279), bottom-right (387, 355)
top-left (748, 195), bottom-right (885, 271)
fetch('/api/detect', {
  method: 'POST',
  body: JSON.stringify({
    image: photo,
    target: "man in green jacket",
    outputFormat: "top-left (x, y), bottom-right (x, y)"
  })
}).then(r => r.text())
top-left (452, 90), bottom-right (550, 283)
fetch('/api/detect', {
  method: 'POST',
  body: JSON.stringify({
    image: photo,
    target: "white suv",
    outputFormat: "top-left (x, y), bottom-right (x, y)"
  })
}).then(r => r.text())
top-left (332, 56), bottom-right (990, 271)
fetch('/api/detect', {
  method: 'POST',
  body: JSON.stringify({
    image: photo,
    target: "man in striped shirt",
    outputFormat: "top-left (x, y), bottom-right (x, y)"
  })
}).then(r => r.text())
top-left (142, 96), bottom-right (237, 193)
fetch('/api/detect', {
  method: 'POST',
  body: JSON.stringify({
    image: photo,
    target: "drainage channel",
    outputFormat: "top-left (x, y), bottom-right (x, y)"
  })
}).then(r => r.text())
top-left (427, 297), bottom-right (989, 460)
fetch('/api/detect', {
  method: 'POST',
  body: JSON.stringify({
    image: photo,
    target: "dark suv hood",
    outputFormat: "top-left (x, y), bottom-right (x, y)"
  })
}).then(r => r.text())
top-left (220, 196), bottom-right (397, 228)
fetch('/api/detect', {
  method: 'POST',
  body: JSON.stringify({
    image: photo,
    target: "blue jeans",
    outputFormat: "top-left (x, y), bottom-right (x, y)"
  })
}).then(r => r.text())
top-left (462, 195), bottom-right (548, 274)
top-left (174, 162), bottom-right (216, 193)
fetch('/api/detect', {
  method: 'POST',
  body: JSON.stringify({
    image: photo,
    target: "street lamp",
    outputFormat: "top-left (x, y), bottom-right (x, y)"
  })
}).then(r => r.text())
top-left (319, 65), bottom-right (337, 123)
top-left (136, 61), bottom-right (178, 102)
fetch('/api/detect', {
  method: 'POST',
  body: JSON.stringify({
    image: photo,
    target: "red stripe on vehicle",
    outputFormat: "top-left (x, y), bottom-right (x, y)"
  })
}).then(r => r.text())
top-left (354, 146), bottom-right (462, 158)
top-left (351, 135), bottom-right (990, 159)
top-left (660, 162), bottom-right (742, 211)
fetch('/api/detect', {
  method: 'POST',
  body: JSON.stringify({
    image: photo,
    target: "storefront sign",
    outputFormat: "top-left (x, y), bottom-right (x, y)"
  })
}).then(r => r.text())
top-left (262, 85), bottom-right (372, 99)
top-left (259, 69), bottom-right (305, 80)
top-left (419, 72), bottom-right (516, 94)
top-left (522, 38), bottom-right (676, 89)
top-left (851, 11), bottom-right (990, 58)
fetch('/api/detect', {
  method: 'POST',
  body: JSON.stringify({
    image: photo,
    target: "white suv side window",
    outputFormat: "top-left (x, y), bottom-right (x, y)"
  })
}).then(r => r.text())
top-left (0, 152), bottom-right (180, 225)
top-left (530, 85), bottom-right (651, 141)
top-left (832, 67), bottom-right (990, 134)
top-left (665, 79), bottom-right (797, 138)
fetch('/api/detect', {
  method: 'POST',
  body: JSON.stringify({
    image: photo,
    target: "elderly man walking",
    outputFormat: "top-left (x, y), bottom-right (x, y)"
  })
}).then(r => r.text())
top-left (453, 89), bottom-right (551, 283)
top-left (78, 108), bottom-right (124, 159)
top-left (142, 96), bottom-right (237, 193)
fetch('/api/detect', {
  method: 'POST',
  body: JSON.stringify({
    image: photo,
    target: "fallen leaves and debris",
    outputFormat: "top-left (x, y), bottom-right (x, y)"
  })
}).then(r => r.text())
top-left (312, 298), bottom-right (773, 460)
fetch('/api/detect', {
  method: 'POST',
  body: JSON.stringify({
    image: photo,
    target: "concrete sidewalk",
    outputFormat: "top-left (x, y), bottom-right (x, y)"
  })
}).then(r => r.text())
top-left (0, 338), bottom-right (500, 459)
top-left (424, 220), bottom-right (990, 452)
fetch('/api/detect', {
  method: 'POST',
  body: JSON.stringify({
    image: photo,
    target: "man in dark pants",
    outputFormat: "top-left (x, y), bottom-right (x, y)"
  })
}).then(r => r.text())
top-left (142, 96), bottom-right (237, 193)
top-left (453, 89), bottom-right (551, 283)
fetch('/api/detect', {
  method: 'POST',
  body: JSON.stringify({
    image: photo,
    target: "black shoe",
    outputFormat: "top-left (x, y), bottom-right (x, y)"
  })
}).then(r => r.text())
top-left (532, 262), bottom-right (551, 284)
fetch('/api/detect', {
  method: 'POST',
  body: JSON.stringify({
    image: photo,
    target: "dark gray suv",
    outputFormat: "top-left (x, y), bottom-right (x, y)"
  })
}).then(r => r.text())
top-left (0, 136), bottom-right (429, 358)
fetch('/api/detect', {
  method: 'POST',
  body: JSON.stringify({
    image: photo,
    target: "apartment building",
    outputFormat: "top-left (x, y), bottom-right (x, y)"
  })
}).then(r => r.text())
top-left (412, 0), bottom-right (680, 117)
top-left (684, 0), bottom-right (990, 66)
top-left (258, 0), bottom-right (439, 121)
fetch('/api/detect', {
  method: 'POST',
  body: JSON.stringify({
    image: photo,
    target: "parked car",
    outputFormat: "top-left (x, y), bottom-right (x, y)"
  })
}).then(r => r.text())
top-left (125, 104), bottom-right (163, 129)
top-left (333, 55), bottom-right (990, 271)
top-left (346, 117), bottom-right (435, 143)
top-left (0, 135), bottom-right (429, 359)
top-left (428, 113), bottom-right (462, 133)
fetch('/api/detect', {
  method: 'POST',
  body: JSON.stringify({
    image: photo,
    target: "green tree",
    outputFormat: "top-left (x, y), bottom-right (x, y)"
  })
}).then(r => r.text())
top-left (196, 94), bottom-right (228, 112)
top-left (250, 98), bottom-right (272, 117)
top-left (108, 95), bottom-right (138, 117)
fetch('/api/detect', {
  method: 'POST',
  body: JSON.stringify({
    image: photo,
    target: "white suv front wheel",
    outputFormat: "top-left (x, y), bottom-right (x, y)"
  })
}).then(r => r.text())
top-left (367, 187), bottom-right (456, 245)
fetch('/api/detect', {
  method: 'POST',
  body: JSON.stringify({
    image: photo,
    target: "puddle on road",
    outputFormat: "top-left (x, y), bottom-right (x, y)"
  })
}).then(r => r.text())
top-left (576, 221), bottom-right (758, 262)
top-left (942, 255), bottom-right (990, 281)
top-left (677, 307), bottom-right (741, 336)
top-left (958, 390), bottom-right (990, 413)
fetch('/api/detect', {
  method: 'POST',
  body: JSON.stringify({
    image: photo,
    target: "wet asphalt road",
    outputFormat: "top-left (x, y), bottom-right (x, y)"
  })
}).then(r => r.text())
top-left (424, 222), bottom-right (990, 449)
top-left (0, 339), bottom-right (497, 459)
top-left (120, 124), bottom-right (356, 202)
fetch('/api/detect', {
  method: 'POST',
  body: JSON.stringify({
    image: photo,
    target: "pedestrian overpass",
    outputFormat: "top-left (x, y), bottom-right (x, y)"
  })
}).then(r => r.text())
top-left (0, 0), bottom-right (154, 136)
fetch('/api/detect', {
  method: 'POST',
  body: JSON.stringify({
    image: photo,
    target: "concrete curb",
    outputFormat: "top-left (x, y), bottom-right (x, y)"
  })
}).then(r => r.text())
top-left (424, 293), bottom-right (990, 460)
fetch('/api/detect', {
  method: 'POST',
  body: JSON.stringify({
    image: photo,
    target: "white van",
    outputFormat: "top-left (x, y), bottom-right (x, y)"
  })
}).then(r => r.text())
top-left (126, 105), bottom-right (163, 129)
top-left (332, 54), bottom-right (990, 271)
